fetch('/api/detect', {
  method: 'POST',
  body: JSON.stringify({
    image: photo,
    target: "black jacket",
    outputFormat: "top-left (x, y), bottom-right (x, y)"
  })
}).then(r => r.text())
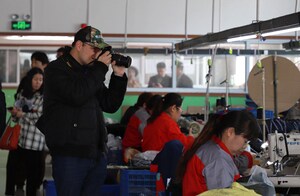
top-left (40, 54), bottom-right (127, 159)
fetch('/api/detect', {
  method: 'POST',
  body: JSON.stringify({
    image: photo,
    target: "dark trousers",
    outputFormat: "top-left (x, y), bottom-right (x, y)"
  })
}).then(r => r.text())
top-left (52, 153), bottom-right (107, 196)
top-left (152, 140), bottom-right (184, 189)
top-left (5, 147), bottom-right (45, 196)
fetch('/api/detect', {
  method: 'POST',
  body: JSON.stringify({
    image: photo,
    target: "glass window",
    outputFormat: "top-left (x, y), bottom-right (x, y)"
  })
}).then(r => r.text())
top-left (0, 50), bottom-right (6, 82)
top-left (175, 55), bottom-right (246, 91)
top-left (144, 55), bottom-right (172, 88)
top-left (0, 50), bottom-right (18, 84)
top-left (209, 55), bottom-right (246, 90)
top-left (19, 49), bottom-right (56, 80)
top-left (175, 57), bottom-right (196, 88)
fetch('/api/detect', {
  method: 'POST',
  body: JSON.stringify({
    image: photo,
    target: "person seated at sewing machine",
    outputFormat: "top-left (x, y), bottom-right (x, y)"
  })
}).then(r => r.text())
top-left (122, 94), bottom-right (162, 162)
top-left (175, 110), bottom-right (259, 196)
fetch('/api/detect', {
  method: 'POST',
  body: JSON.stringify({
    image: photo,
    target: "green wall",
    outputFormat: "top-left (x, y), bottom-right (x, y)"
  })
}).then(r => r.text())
top-left (3, 89), bottom-right (246, 122)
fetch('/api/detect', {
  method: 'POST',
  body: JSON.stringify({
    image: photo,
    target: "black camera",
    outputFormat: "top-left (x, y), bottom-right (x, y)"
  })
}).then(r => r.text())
top-left (100, 46), bottom-right (132, 68)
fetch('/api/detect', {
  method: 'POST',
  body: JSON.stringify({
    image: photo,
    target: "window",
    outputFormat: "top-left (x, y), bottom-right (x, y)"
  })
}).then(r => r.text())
top-left (0, 50), bottom-right (18, 84)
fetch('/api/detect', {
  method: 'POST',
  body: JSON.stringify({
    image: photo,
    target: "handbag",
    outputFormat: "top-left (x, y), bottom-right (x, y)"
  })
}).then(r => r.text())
top-left (0, 116), bottom-right (21, 150)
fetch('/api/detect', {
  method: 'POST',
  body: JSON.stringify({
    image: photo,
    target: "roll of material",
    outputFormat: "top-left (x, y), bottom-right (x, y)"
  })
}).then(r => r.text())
top-left (248, 56), bottom-right (300, 113)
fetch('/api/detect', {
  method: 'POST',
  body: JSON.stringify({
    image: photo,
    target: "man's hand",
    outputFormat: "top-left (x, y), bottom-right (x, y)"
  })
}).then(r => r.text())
top-left (96, 50), bottom-right (111, 66)
top-left (112, 61), bottom-right (126, 77)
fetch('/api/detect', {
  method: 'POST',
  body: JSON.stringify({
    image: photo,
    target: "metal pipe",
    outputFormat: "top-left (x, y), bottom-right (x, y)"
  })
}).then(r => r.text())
top-left (273, 53), bottom-right (278, 118)
top-left (124, 0), bottom-right (129, 47)
top-left (295, 0), bottom-right (299, 40)
top-left (256, 0), bottom-right (260, 21)
top-left (212, 0), bottom-right (215, 33)
top-left (185, 0), bottom-right (188, 40)
top-left (87, 0), bottom-right (90, 24)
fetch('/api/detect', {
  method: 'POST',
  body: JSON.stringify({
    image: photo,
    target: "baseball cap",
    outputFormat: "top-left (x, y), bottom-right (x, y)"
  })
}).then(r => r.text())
top-left (73, 26), bottom-right (110, 49)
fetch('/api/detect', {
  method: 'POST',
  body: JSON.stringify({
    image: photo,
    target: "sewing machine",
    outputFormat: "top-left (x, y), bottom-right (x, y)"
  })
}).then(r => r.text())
top-left (264, 132), bottom-right (300, 187)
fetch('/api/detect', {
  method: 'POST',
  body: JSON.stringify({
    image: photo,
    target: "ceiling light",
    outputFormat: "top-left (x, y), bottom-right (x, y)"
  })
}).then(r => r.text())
top-left (261, 27), bottom-right (300, 37)
top-left (126, 42), bottom-right (172, 48)
top-left (227, 34), bottom-right (257, 42)
top-left (5, 35), bottom-right (74, 41)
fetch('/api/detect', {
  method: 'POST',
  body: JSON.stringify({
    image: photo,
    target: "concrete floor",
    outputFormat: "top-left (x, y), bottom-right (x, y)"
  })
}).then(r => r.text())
top-left (0, 150), bottom-right (52, 196)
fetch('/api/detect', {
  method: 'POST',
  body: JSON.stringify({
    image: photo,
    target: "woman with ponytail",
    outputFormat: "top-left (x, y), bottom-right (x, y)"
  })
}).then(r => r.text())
top-left (142, 93), bottom-right (194, 152)
top-left (141, 93), bottom-right (195, 191)
top-left (176, 110), bottom-right (260, 196)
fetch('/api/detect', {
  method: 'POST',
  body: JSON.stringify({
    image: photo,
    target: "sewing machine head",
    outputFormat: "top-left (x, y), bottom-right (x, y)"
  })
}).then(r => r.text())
top-left (266, 132), bottom-right (300, 175)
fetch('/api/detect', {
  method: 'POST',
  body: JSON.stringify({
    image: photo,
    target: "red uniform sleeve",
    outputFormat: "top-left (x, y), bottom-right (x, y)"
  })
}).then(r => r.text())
top-left (122, 115), bottom-right (142, 150)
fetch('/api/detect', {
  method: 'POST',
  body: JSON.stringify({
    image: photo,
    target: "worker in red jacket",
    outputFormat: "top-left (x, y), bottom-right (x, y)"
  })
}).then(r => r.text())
top-left (142, 93), bottom-right (195, 192)
top-left (142, 93), bottom-right (194, 151)
top-left (176, 111), bottom-right (259, 196)
top-left (142, 93), bottom-right (194, 152)
top-left (122, 94), bottom-right (161, 161)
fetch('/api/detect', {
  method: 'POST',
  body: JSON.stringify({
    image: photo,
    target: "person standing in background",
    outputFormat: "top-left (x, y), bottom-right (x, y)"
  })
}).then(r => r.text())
top-left (17, 51), bottom-right (49, 99)
top-left (39, 26), bottom-right (127, 196)
top-left (5, 67), bottom-right (45, 196)
top-left (56, 46), bottom-right (72, 59)
top-left (148, 62), bottom-right (172, 88)
top-left (127, 66), bottom-right (141, 88)
top-left (31, 51), bottom-right (49, 71)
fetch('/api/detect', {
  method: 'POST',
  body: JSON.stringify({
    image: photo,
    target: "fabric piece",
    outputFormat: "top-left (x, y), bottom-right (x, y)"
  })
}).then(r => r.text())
top-left (198, 182), bottom-right (261, 196)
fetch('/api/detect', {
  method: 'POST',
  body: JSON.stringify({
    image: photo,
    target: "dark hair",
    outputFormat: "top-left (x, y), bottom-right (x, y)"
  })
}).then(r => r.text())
top-left (57, 46), bottom-right (71, 55)
top-left (20, 67), bottom-right (44, 99)
top-left (146, 94), bottom-right (162, 112)
top-left (157, 62), bottom-right (166, 69)
top-left (175, 110), bottom-right (260, 184)
top-left (176, 61), bottom-right (184, 70)
top-left (148, 93), bottom-right (183, 123)
top-left (31, 51), bottom-right (49, 65)
top-left (135, 92), bottom-right (153, 108)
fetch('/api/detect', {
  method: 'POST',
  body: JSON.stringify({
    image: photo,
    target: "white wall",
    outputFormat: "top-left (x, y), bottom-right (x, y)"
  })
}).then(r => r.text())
top-left (0, 0), bottom-right (299, 35)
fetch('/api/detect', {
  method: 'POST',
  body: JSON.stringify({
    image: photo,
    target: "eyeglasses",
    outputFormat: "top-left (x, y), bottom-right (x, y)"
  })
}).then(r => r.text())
top-left (83, 42), bottom-right (100, 53)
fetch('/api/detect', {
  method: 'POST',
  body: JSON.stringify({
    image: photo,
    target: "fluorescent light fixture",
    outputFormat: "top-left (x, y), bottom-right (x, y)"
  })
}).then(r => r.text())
top-left (126, 42), bottom-right (172, 48)
top-left (227, 34), bottom-right (257, 42)
top-left (261, 26), bottom-right (300, 37)
top-left (5, 35), bottom-right (74, 41)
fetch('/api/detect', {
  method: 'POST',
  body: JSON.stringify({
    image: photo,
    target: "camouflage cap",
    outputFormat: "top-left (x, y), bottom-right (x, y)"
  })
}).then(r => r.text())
top-left (73, 26), bottom-right (110, 49)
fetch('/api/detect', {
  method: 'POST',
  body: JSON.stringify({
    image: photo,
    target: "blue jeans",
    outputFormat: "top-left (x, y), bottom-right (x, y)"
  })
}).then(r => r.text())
top-left (52, 153), bottom-right (107, 196)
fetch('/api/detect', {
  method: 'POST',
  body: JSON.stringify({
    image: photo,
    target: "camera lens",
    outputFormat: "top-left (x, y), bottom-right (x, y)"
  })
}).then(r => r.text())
top-left (112, 54), bottom-right (132, 68)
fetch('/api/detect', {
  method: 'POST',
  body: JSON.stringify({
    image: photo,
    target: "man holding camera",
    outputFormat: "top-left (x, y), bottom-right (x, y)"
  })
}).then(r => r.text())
top-left (39, 26), bottom-right (128, 196)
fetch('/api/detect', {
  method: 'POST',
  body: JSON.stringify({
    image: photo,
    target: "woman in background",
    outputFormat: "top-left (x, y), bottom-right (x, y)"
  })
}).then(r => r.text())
top-left (142, 93), bottom-right (194, 190)
top-left (127, 66), bottom-right (141, 88)
top-left (122, 94), bottom-right (161, 161)
top-left (5, 67), bottom-right (45, 196)
top-left (142, 93), bottom-right (194, 152)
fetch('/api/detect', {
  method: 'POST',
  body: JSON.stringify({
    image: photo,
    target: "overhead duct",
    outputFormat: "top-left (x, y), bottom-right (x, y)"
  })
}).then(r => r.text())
top-left (175, 12), bottom-right (300, 51)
